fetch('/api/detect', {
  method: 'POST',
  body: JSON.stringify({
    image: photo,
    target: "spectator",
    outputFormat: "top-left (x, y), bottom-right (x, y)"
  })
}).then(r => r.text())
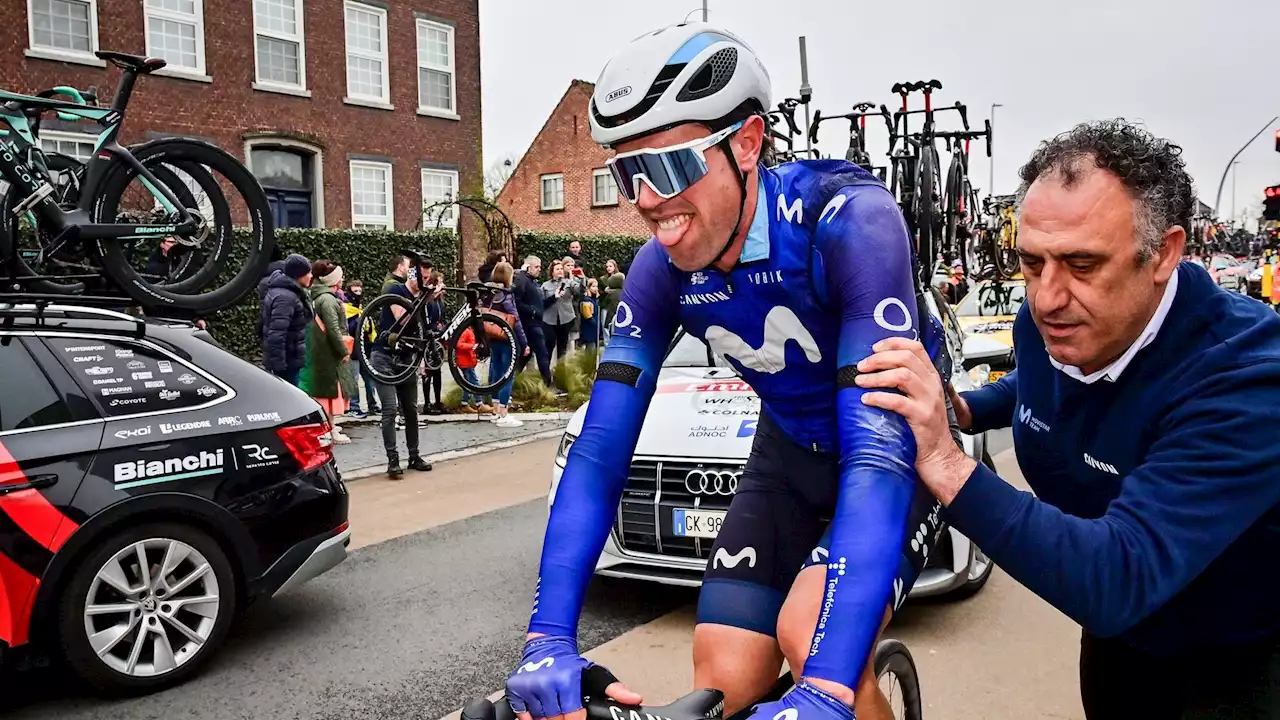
top-left (478, 250), bottom-right (506, 284)
top-left (300, 260), bottom-right (354, 444)
top-left (454, 325), bottom-right (487, 413)
top-left (344, 280), bottom-right (381, 419)
top-left (567, 239), bottom-right (584, 272)
top-left (382, 253), bottom-right (411, 295)
top-left (514, 256), bottom-right (554, 387)
top-left (541, 261), bottom-right (579, 366)
top-left (144, 237), bottom-right (179, 281)
top-left (563, 254), bottom-right (585, 281)
top-left (260, 253), bottom-right (313, 386)
top-left (369, 266), bottom-right (435, 479)
top-left (599, 258), bottom-right (625, 341)
top-left (422, 271), bottom-right (446, 415)
top-left (579, 279), bottom-right (601, 353)
top-left (255, 256), bottom-right (287, 338)
top-left (485, 261), bottom-right (529, 427)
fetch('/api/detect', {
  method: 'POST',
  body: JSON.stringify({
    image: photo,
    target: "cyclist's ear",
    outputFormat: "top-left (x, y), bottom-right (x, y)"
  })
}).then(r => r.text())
top-left (731, 115), bottom-right (767, 172)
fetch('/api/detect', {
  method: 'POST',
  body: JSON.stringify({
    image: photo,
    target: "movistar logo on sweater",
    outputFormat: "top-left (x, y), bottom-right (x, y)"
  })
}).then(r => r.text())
top-left (1084, 453), bottom-right (1119, 475)
top-left (1017, 404), bottom-right (1050, 433)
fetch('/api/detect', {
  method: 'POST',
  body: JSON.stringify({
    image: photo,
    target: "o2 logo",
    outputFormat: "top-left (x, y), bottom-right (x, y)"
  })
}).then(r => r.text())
top-left (614, 301), bottom-right (642, 339)
top-left (873, 297), bottom-right (918, 340)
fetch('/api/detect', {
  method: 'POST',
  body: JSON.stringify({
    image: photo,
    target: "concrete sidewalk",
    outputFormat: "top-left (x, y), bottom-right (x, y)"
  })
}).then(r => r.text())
top-left (331, 414), bottom-right (569, 480)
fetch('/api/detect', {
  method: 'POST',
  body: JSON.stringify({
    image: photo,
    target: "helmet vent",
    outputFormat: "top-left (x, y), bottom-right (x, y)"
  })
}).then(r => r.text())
top-left (676, 47), bottom-right (737, 102)
top-left (592, 63), bottom-right (686, 130)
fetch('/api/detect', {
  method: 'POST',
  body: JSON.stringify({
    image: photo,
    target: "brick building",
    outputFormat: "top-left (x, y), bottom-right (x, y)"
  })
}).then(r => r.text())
top-left (496, 80), bottom-right (649, 238)
top-left (4, 0), bottom-right (484, 260)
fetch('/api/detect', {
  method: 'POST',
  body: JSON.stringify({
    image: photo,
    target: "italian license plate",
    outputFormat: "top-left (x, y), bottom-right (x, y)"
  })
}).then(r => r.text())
top-left (672, 508), bottom-right (726, 539)
top-left (989, 370), bottom-right (1007, 381)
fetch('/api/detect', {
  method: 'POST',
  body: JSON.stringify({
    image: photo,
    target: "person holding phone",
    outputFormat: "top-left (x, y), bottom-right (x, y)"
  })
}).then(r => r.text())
top-left (541, 260), bottom-right (580, 366)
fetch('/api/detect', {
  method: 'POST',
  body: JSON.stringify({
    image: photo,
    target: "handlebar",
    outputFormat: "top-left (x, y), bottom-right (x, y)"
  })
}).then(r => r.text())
top-left (807, 104), bottom-right (895, 146)
top-left (891, 80), bottom-right (943, 95)
top-left (464, 667), bottom-right (727, 720)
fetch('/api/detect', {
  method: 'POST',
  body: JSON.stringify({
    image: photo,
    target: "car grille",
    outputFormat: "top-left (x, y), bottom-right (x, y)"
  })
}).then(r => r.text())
top-left (615, 459), bottom-right (741, 560)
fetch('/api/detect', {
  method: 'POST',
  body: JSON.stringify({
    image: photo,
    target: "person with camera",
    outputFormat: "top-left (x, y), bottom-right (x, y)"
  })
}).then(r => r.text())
top-left (540, 260), bottom-right (582, 366)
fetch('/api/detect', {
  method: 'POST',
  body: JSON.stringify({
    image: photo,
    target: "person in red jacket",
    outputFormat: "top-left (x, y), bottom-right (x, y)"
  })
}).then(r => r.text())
top-left (455, 327), bottom-right (485, 411)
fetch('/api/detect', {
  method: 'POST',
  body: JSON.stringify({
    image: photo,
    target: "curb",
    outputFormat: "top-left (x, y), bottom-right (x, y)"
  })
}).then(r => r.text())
top-left (336, 411), bottom-right (575, 425)
top-left (338, 427), bottom-right (566, 482)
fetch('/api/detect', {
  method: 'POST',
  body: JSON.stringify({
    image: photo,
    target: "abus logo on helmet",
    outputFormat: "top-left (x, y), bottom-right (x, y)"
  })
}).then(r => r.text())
top-left (684, 467), bottom-right (741, 496)
top-left (605, 86), bottom-right (632, 103)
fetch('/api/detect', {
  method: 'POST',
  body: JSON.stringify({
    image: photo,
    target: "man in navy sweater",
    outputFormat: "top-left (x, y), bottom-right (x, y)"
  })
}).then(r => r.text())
top-left (857, 120), bottom-right (1280, 718)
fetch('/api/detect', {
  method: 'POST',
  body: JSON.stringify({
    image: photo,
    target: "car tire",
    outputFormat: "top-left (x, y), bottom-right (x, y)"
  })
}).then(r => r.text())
top-left (57, 522), bottom-right (237, 695)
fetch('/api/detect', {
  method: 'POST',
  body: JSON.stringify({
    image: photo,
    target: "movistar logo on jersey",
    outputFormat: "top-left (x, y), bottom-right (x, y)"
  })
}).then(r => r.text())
top-left (113, 449), bottom-right (225, 489)
top-left (705, 306), bottom-right (821, 373)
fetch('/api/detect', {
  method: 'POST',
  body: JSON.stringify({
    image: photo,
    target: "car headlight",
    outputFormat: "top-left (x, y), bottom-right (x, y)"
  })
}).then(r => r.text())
top-left (555, 433), bottom-right (576, 467)
top-left (968, 363), bottom-right (991, 387)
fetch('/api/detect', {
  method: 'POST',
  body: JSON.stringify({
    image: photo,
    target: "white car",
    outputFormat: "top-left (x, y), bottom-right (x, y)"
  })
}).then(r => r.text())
top-left (549, 291), bottom-right (995, 601)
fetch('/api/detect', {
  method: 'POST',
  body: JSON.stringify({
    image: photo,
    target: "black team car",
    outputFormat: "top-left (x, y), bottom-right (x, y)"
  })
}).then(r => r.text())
top-left (0, 302), bottom-right (349, 694)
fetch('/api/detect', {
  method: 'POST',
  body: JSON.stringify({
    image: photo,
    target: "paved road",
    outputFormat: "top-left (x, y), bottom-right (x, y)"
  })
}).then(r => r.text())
top-left (332, 417), bottom-right (569, 475)
top-left (5, 428), bottom-right (1085, 720)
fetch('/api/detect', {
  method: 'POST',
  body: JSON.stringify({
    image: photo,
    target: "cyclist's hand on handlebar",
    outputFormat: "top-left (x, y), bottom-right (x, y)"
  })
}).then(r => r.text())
top-left (506, 635), bottom-right (641, 720)
top-left (748, 681), bottom-right (855, 720)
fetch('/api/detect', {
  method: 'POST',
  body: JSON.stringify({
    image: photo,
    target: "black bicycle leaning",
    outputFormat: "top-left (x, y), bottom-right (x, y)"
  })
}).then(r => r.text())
top-left (462, 639), bottom-right (923, 720)
top-left (358, 249), bottom-right (518, 394)
top-left (0, 51), bottom-right (273, 313)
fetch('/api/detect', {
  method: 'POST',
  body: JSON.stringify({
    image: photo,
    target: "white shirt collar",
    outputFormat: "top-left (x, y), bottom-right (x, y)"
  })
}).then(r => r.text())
top-left (1049, 269), bottom-right (1179, 384)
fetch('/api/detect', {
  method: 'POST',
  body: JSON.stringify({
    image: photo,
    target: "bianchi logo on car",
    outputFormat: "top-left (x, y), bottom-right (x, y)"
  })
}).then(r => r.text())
top-left (158, 389), bottom-right (181, 401)
top-left (159, 419), bottom-right (212, 435)
top-left (113, 449), bottom-right (225, 486)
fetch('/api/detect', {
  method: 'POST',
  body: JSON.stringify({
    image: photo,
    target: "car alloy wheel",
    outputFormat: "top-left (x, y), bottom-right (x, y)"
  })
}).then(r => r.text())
top-left (83, 538), bottom-right (221, 677)
top-left (967, 545), bottom-right (992, 582)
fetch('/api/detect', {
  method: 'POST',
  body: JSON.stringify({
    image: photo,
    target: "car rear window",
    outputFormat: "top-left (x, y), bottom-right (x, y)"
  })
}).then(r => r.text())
top-left (44, 337), bottom-right (228, 417)
top-left (0, 340), bottom-right (75, 431)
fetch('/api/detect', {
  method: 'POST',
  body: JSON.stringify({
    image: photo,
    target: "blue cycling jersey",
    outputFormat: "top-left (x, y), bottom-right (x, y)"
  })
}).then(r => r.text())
top-left (528, 159), bottom-right (944, 690)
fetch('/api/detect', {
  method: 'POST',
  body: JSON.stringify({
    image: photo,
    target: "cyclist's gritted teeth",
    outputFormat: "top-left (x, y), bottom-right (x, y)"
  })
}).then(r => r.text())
top-left (652, 213), bottom-right (693, 247)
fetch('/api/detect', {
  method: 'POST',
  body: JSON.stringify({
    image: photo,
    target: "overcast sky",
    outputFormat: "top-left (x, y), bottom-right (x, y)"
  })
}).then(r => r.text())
top-left (479, 0), bottom-right (1278, 224)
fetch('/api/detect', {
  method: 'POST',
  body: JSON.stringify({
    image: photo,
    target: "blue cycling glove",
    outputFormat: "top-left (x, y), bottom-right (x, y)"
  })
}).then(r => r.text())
top-left (748, 681), bottom-right (856, 720)
top-left (506, 635), bottom-right (593, 718)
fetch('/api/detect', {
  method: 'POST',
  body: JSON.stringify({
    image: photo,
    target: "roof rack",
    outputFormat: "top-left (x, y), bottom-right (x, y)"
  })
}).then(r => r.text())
top-left (0, 293), bottom-right (147, 338)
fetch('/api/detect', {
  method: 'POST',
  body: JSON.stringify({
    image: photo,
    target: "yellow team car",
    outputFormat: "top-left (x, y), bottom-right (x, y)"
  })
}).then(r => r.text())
top-left (955, 277), bottom-right (1025, 381)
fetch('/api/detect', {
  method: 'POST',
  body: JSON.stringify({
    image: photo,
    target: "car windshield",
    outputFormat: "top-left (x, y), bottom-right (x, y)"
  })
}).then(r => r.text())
top-left (663, 329), bottom-right (731, 369)
top-left (957, 283), bottom-right (1025, 317)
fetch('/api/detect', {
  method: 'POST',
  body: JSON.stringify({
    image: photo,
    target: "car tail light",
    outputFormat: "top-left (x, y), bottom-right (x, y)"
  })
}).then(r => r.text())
top-left (276, 422), bottom-right (334, 472)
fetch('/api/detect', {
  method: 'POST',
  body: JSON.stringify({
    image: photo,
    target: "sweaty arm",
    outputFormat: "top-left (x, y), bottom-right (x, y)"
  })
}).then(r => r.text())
top-left (804, 185), bottom-right (923, 690)
top-left (527, 241), bottom-right (680, 638)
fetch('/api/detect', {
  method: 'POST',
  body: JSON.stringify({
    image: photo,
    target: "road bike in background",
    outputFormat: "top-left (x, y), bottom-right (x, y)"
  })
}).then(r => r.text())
top-left (807, 101), bottom-right (894, 180)
top-left (985, 194), bottom-right (1020, 280)
top-left (0, 51), bottom-right (273, 312)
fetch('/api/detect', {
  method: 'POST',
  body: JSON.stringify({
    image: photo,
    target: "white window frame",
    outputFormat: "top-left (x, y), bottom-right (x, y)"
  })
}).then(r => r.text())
top-left (244, 137), bottom-right (325, 227)
top-left (350, 160), bottom-right (394, 230)
top-left (420, 168), bottom-right (460, 230)
top-left (592, 168), bottom-right (618, 207)
top-left (415, 18), bottom-right (457, 120)
top-left (540, 173), bottom-right (565, 211)
top-left (143, 0), bottom-right (208, 79)
top-left (252, 0), bottom-right (308, 96)
top-left (26, 0), bottom-right (103, 66)
top-left (343, 1), bottom-right (390, 106)
top-left (39, 130), bottom-right (97, 162)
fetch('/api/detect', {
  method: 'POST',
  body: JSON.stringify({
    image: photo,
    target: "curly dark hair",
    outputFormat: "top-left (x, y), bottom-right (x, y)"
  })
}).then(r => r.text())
top-left (1017, 119), bottom-right (1195, 264)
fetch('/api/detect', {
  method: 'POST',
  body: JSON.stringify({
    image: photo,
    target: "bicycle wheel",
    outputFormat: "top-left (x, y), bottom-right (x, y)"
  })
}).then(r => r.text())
top-left (993, 217), bottom-right (1019, 280)
top-left (93, 138), bottom-right (274, 313)
top-left (913, 149), bottom-right (937, 288)
top-left (944, 154), bottom-right (964, 264)
top-left (446, 311), bottom-right (517, 395)
top-left (875, 639), bottom-right (924, 720)
top-left (357, 294), bottom-right (425, 386)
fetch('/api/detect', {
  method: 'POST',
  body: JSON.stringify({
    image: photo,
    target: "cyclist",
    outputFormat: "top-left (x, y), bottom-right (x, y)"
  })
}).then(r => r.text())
top-left (506, 22), bottom-right (950, 720)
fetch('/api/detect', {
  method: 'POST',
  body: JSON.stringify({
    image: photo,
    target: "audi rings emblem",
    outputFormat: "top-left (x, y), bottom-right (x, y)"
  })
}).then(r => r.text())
top-left (685, 468), bottom-right (741, 496)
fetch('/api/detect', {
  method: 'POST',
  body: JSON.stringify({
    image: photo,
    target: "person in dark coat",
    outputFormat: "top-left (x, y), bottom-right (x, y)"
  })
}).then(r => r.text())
top-left (513, 255), bottom-right (553, 386)
top-left (477, 250), bottom-right (507, 284)
top-left (260, 254), bottom-right (313, 385)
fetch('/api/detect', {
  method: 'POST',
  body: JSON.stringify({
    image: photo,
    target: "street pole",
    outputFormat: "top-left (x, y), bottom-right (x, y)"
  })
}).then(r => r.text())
top-left (702, 0), bottom-right (707, 21)
top-left (1232, 161), bottom-right (1239, 227)
top-left (798, 36), bottom-right (812, 156)
top-left (1214, 116), bottom-right (1279, 218)
top-left (989, 103), bottom-right (1003, 195)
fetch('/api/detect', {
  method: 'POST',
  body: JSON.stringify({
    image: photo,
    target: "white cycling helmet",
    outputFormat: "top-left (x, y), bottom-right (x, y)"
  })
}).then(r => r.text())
top-left (590, 22), bottom-right (772, 148)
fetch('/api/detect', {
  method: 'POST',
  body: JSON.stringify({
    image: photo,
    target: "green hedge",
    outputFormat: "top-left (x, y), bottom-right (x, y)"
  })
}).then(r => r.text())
top-left (206, 228), bottom-right (649, 361)
top-left (514, 232), bottom-right (648, 279)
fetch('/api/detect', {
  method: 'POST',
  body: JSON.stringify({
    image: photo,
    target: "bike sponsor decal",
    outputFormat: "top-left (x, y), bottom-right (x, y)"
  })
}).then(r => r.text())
top-left (113, 449), bottom-right (225, 489)
top-left (85, 366), bottom-right (114, 376)
top-left (126, 360), bottom-right (146, 370)
top-left (64, 344), bottom-right (106, 352)
top-left (109, 397), bottom-right (146, 407)
top-left (196, 385), bottom-right (218, 397)
top-left (72, 355), bottom-right (103, 363)
top-left (657, 379), bottom-right (754, 394)
top-left (100, 386), bottom-right (134, 396)
top-left (113, 426), bottom-right (151, 440)
top-left (241, 443), bottom-right (280, 469)
top-left (92, 377), bottom-right (124, 386)
top-left (177, 373), bottom-right (197, 385)
top-left (143, 380), bottom-right (167, 389)
top-left (247, 411), bottom-right (282, 423)
top-left (159, 419), bottom-right (211, 435)
top-left (131, 371), bottom-right (153, 380)
top-left (688, 423), bottom-right (729, 438)
top-left (737, 419), bottom-right (757, 438)
top-left (696, 408), bottom-right (756, 416)
top-left (157, 361), bottom-right (173, 373)
top-left (158, 389), bottom-right (181, 401)
top-left (114, 348), bottom-right (134, 358)
top-left (217, 415), bottom-right (243, 427)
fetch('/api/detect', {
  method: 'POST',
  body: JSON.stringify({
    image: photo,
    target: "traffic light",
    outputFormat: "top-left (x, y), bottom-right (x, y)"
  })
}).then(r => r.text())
top-left (1266, 185), bottom-right (1280, 221)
